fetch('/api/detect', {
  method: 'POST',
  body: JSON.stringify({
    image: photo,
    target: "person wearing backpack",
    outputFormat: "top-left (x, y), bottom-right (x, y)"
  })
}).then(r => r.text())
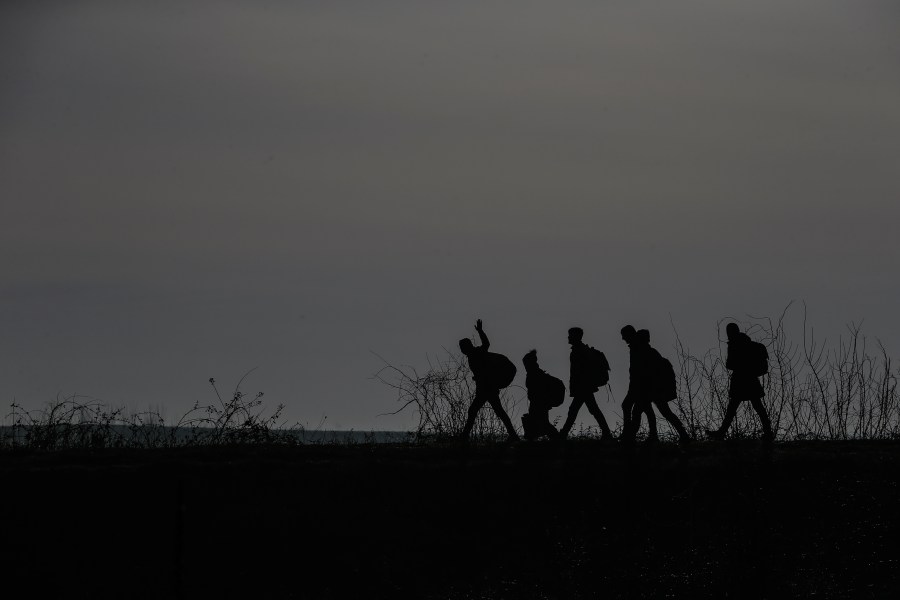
top-left (619, 325), bottom-right (658, 442)
top-left (637, 329), bottom-right (691, 444)
top-left (706, 322), bottom-right (774, 441)
top-left (521, 349), bottom-right (563, 441)
top-left (560, 327), bottom-right (613, 440)
top-left (459, 319), bottom-right (520, 441)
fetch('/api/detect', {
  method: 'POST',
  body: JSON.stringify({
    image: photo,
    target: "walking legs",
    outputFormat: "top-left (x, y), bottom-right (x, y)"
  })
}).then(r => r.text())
top-left (708, 396), bottom-right (741, 439)
top-left (583, 395), bottom-right (613, 439)
top-left (560, 397), bottom-right (585, 438)
top-left (708, 396), bottom-right (771, 440)
top-left (622, 394), bottom-right (635, 439)
top-left (749, 396), bottom-right (774, 439)
top-left (487, 395), bottom-right (520, 440)
top-left (462, 392), bottom-right (519, 440)
top-left (627, 400), bottom-right (656, 441)
top-left (622, 395), bottom-right (655, 441)
top-left (461, 396), bottom-right (488, 439)
top-left (655, 401), bottom-right (691, 442)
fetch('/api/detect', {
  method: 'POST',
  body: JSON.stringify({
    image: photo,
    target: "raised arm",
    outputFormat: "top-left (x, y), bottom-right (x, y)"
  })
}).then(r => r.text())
top-left (475, 319), bottom-right (490, 350)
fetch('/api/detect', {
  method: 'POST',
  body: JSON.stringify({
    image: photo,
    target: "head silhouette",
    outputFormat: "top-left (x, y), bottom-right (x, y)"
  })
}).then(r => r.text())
top-left (568, 327), bottom-right (584, 345)
top-left (637, 329), bottom-right (650, 345)
top-left (621, 325), bottom-right (637, 344)
top-left (726, 322), bottom-right (740, 341)
top-left (459, 338), bottom-right (474, 355)
top-left (523, 349), bottom-right (538, 370)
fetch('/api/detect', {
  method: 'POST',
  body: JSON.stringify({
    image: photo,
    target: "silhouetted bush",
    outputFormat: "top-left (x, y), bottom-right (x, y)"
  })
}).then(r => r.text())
top-left (1, 370), bottom-right (297, 450)
top-left (374, 349), bottom-right (523, 440)
top-left (671, 303), bottom-right (899, 440)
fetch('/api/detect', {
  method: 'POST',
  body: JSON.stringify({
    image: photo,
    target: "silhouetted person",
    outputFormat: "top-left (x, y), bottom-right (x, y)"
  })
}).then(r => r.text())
top-left (620, 325), bottom-right (657, 441)
top-left (644, 329), bottom-right (691, 442)
top-left (560, 327), bottom-right (613, 440)
top-left (459, 319), bottom-right (520, 441)
top-left (621, 327), bottom-right (691, 443)
top-left (521, 350), bottom-right (563, 441)
top-left (707, 323), bottom-right (773, 441)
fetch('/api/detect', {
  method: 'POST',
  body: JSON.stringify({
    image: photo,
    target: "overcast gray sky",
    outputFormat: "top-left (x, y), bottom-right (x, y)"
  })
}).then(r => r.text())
top-left (2, 0), bottom-right (899, 430)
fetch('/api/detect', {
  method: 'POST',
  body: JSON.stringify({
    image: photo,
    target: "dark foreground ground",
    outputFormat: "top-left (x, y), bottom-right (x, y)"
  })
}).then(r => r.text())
top-left (1, 440), bottom-right (898, 599)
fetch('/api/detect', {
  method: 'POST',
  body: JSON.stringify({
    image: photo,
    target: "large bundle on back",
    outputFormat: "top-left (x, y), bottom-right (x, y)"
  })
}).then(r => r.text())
top-left (530, 370), bottom-right (566, 408)
top-left (481, 352), bottom-right (517, 389)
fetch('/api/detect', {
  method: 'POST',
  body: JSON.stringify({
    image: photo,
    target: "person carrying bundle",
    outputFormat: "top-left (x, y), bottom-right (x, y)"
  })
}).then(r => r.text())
top-left (459, 319), bottom-right (520, 441)
top-left (521, 349), bottom-right (563, 440)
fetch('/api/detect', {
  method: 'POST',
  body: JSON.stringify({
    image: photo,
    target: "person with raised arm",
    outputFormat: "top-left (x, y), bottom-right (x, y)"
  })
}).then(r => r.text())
top-left (459, 319), bottom-right (520, 441)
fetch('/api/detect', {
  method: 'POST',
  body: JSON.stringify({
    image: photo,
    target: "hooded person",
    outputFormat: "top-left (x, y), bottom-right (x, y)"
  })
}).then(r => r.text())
top-left (706, 323), bottom-right (773, 441)
top-left (521, 349), bottom-right (563, 440)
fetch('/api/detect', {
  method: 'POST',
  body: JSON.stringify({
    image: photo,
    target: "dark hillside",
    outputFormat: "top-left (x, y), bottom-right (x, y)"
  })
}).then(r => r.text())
top-left (2, 441), bottom-right (898, 599)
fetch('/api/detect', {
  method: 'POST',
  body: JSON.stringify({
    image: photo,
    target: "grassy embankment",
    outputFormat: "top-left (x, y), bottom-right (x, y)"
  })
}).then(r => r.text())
top-left (2, 440), bottom-right (898, 599)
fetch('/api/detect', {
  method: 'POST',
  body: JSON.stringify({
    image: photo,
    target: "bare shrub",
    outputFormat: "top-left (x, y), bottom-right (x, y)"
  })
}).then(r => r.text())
top-left (1, 370), bottom-right (297, 450)
top-left (4, 395), bottom-right (135, 450)
top-left (194, 371), bottom-right (290, 445)
top-left (671, 302), bottom-right (900, 441)
top-left (374, 349), bottom-right (523, 441)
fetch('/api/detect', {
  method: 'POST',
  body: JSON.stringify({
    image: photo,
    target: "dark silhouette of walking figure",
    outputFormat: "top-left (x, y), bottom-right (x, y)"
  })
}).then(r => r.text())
top-left (621, 326), bottom-right (691, 443)
top-left (707, 323), bottom-right (774, 441)
top-left (459, 319), bottom-right (520, 441)
top-left (521, 350), bottom-right (563, 441)
top-left (620, 325), bottom-right (657, 441)
top-left (560, 327), bottom-right (613, 440)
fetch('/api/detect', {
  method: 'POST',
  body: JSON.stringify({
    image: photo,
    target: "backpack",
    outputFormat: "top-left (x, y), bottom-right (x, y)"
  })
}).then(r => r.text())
top-left (748, 341), bottom-right (769, 377)
top-left (484, 352), bottom-right (517, 389)
top-left (655, 354), bottom-right (678, 401)
top-left (588, 347), bottom-right (610, 389)
top-left (542, 372), bottom-right (566, 408)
